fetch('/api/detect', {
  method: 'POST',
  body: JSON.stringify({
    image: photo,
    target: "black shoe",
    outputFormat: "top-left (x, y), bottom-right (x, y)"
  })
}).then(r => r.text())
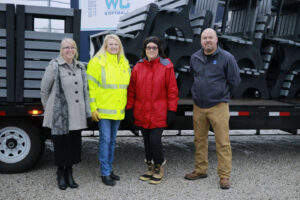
top-left (110, 171), bottom-right (120, 181)
top-left (101, 176), bottom-right (116, 186)
top-left (65, 167), bottom-right (78, 188)
top-left (57, 167), bottom-right (67, 190)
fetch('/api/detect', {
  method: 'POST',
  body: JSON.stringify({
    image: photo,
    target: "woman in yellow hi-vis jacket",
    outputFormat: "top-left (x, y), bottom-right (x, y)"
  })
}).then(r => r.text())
top-left (86, 34), bottom-right (130, 186)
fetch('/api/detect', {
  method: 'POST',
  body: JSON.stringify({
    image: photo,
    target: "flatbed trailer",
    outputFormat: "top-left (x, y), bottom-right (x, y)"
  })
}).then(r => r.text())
top-left (1, 56), bottom-right (300, 170)
top-left (1, 98), bottom-right (299, 174)
top-left (2, 99), bottom-right (300, 133)
top-left (2, 98), bottom-right (300, 131)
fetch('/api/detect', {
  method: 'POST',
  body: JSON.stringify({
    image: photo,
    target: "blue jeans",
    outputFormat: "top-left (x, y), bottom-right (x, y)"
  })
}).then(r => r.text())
top-left (98, 119), bottom-right (121, 176)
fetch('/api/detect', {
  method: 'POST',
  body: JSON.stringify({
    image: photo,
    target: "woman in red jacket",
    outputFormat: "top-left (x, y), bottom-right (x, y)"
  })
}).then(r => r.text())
top-left (126, 36), bottom-right (178, 184)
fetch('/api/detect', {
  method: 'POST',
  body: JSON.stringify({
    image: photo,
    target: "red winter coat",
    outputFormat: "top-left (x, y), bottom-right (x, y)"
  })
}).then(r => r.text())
top-left (126, 57), bottom-right (179, 129)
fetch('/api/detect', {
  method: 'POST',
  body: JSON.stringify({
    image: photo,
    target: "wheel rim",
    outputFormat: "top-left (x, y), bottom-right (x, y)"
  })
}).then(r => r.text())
top-left (0, 127), bottom-right (31, 163)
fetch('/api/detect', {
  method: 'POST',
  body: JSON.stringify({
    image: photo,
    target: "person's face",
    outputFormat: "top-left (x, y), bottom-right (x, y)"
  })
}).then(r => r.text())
top-left (106, 38), bottom-right (120, 55)
top-left (145, 42), bottom-right (159, 61)
top-left (61, 41), bottom-right (76, 62)
top-left (201, 29), bottom-right (218, 55)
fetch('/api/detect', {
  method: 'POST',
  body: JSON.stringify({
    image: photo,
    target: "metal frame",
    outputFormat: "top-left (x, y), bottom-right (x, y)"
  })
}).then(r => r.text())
top-left (0, 4), bottom-right (15, 102)
top-left (15, 5), bottom-right (81, 102)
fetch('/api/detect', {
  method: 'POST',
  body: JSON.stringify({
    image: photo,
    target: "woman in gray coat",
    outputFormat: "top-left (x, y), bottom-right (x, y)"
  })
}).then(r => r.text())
top-left (40, 38), bottom-right (91, 190)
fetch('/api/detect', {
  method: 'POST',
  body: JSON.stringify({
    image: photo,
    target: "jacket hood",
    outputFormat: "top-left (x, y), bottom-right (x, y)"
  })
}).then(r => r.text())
top-left (139, 56), bottom-right (172, 68)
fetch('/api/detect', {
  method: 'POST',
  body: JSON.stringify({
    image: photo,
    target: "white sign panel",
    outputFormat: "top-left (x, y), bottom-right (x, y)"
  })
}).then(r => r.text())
top-left (80, 0), bottom-right (155, 31)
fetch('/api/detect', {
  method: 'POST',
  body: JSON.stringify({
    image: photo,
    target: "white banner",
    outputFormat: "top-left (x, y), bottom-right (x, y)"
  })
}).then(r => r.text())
top-left (79, 0), bottom-right (155, 31)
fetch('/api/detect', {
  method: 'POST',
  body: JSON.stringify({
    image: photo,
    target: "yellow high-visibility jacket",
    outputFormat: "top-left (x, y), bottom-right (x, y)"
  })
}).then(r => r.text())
top-left (86, 52), bottom-right (131, 120)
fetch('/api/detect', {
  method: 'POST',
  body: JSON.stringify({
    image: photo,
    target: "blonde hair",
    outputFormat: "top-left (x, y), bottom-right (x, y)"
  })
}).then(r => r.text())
top-left (60, 38), bottom-right (78, 59)
top-left (95, 34), bottom-right (125, 61)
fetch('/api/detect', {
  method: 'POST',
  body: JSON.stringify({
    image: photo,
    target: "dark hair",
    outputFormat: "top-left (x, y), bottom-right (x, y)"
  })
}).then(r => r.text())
top-left (141, 36), bottom-right (166, 59)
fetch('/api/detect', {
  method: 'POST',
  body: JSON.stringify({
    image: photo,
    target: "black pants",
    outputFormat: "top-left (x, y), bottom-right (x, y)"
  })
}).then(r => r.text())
top-left (52, 130), bottom-right (82, 167)
top-left (141, 128), bottom-right (164, 165)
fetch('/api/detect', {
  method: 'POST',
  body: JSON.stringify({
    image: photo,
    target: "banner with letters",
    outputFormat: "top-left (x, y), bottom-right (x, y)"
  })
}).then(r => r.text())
top-left (79, 0), bottom-right (155, 31)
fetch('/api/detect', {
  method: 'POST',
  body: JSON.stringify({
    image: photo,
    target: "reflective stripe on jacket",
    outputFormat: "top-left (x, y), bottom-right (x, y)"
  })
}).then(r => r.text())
top-left (87, 52), bottom-right (131, 120)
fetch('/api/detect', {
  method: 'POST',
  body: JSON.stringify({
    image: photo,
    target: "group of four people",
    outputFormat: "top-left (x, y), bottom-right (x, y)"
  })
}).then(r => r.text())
top-left (40, 28), bottom-right (241, 190)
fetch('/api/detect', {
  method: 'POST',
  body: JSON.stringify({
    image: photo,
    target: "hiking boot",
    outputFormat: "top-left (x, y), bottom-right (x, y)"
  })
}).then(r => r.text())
top-left (139, 160), bottom-right (154, 181)
top-left (149, 163), bottom-right (164, 185)
top-left (184, 171), bottom-right (208, 180)
top-left (220, 178), bottom-right (230, 189)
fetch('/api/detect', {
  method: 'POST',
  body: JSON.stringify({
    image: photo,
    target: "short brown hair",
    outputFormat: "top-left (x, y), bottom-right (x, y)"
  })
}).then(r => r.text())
top-left (141, 36), bottom-right (166, 59)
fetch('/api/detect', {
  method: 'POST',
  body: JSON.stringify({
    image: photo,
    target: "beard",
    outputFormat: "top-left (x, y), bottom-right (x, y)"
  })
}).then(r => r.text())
top-left (203, 44), bottom-right (216, 54)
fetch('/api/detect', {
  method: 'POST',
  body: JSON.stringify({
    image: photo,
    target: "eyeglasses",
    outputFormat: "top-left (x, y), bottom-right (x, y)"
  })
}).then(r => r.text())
top-left (146, 46), bottom-right (158, 51)
top-left (62, 46), bottom-right (76, 50)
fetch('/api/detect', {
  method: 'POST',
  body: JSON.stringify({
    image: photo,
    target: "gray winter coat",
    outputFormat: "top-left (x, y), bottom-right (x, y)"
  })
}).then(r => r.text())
top-left (190, 47), bottom-right (241, 108)
top-left (41, 56), bottom-right (91, 132)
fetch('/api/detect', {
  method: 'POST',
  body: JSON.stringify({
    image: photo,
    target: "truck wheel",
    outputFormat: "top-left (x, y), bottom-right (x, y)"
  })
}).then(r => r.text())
top-left (0, 124), bottom-right (44, 173)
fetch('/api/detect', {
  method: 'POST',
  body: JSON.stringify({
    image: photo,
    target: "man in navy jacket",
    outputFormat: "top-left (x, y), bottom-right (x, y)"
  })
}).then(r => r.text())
top-left (184, 28), bottom-right (241, 190)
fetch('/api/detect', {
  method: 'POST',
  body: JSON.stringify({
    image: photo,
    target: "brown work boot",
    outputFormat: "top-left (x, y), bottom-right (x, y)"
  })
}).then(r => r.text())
top-left (220, 178), bottom-right (230, 189)
top-left (139, 160), bottom-right (154, 181)
top-left (184, 171), bottom-right (208, 180)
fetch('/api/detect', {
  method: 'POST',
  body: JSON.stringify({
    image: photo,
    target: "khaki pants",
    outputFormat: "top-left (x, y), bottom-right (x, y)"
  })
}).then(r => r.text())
top-left (193, 102), bottom-right (231, 178)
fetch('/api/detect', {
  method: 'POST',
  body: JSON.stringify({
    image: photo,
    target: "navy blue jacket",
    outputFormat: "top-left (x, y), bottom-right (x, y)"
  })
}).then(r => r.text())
top-left (190, 47), bottom-right (241, 108)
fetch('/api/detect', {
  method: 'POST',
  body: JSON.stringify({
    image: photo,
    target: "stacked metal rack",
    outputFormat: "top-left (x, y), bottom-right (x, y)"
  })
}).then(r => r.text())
top-left (90, 0), bottom-right (300, 100)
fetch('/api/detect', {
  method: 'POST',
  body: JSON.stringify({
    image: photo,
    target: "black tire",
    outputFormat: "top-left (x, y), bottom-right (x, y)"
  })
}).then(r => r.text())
top-left (0, 120), bottom-right (44, 173)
